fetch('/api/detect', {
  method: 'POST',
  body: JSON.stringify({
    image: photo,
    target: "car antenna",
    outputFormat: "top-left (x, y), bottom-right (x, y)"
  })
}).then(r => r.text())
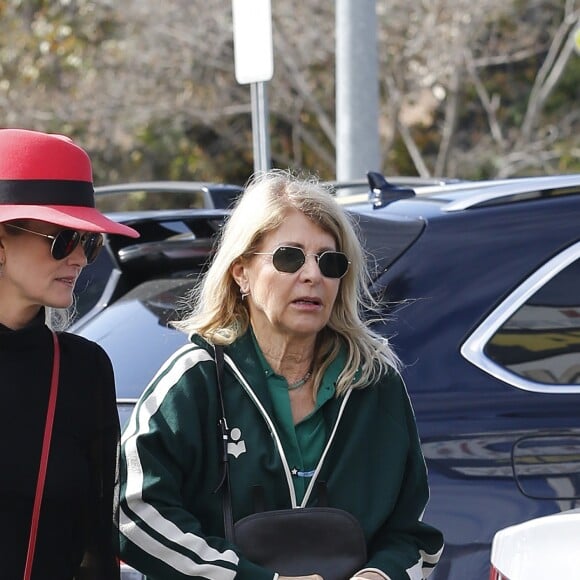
top-left (367, 171), bottom-right (416, 209)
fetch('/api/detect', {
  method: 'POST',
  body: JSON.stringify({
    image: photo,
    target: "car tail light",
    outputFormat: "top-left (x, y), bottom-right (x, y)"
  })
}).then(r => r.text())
top-left (489, 565), bottom-right (511, 580)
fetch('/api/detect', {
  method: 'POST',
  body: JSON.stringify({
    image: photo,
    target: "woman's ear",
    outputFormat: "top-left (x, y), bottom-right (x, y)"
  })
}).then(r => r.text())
top-left (231, 259), bottom-right (249, 294)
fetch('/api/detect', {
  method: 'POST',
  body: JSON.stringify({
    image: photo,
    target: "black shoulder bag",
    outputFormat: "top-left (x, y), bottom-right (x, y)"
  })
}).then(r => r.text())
top-left (213, 345), bottom-right (367, 580)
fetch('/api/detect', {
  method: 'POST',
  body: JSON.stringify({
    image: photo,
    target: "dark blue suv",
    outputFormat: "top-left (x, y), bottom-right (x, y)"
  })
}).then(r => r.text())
top-left (71, 173), bottom-right (580, 580)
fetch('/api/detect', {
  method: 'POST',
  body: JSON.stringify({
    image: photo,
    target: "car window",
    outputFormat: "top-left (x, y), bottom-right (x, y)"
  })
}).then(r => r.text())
top-left (484, 257), bottom-right (580, 385)
top-left (350, 211), bottom-right (425, 279)
top-left (462, 241), bottom-right (580, 392)
top-left (96, 189), bottom-right (209, 212)
top-left (74, 249), bottom-right (116, 318)
top-left (208, 187), bottom-right (242, 209)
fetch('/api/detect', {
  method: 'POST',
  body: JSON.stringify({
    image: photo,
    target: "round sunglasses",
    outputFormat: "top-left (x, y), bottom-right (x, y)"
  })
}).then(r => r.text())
top-left (254, 245), bottom-right (350, 279)
top-left (5, 223), bottom-right (104, 264)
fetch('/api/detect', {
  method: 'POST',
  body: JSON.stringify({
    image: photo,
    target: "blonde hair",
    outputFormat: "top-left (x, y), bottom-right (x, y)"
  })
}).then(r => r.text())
top-left (174, 169), bottom-right (400, 394)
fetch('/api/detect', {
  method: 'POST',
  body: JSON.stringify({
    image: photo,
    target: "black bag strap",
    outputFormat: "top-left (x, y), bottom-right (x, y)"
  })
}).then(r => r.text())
top-left (213, 344), bottom-right (235, 543)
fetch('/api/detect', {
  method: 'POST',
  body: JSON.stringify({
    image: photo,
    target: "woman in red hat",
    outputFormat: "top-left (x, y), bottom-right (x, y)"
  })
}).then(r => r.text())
top-left (0, 129), bottom-right (139, 579)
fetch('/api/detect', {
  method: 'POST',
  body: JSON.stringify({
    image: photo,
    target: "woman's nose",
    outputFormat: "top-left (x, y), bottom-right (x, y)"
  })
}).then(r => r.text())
top-left (299, 254), bottom-right (322, 279)
top-left (67, 242), bottom-right (88, 267)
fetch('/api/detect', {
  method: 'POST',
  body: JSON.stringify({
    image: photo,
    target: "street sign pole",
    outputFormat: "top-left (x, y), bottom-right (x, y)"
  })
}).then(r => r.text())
top-left (336, 0), bottom-right (380, 183)
top-left (232, 0), bottom-right (273, 174)
top-left (251, 82), bottom-right (271, 173)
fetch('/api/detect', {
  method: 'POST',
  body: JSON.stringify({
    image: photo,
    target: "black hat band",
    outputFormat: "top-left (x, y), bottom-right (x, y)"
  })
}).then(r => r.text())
top-left (0, 180), bottom-right (95, 207)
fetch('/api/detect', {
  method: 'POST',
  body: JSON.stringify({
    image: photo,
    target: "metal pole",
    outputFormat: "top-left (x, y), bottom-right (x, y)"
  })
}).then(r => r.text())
top-left (251, 81), bottom-right (271, 173)
top-left (336, 0), bottom-right (380, 183)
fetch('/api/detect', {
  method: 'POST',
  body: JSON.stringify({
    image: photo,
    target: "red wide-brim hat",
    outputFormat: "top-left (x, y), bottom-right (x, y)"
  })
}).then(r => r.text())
top-left (0, 128), bottom-right (139, 238)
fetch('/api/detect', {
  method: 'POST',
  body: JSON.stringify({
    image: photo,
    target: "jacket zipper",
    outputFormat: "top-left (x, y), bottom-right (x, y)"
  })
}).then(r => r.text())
top-left (223, 353), bottom-right (352, 509)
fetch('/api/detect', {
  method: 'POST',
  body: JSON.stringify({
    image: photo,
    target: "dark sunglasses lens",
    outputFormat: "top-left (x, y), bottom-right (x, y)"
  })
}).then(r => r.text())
top-left (51, 230), bottom-right (81, 260)
top-left (82, 234), bottom-right (104, 264)
top-left (50, 230), bottom-right (103, 263)
top-left (272, 246), bottom-right (305, 273)
top-left (318, 251), bottom-right (349, 278)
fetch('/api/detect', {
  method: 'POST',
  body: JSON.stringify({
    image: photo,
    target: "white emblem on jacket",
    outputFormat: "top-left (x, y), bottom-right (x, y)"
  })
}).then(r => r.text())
top-left (227, 427), bottom-right (247, 458)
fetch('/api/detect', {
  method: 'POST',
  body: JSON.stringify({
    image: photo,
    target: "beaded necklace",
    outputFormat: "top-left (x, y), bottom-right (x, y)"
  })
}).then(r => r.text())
top-left (287, 369), bottom-right (312, 391)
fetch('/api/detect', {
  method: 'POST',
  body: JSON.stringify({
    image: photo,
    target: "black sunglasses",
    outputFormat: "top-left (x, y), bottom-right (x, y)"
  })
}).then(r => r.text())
top-left (254, 245), bottom-right (350, 279)
top-left (5, 223), bottom-right (104, 264)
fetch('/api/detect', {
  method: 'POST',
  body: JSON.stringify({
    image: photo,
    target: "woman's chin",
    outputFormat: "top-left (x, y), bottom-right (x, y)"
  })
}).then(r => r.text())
top-left (47, 292), bottom-right (74, 309)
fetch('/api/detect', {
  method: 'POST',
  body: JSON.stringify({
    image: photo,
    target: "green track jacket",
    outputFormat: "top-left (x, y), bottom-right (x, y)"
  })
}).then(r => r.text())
top-left (119, 332), bottom-right (444, 580)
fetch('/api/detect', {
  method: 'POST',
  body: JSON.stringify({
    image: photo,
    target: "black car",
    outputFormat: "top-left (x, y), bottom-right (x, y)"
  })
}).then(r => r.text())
top-left (71, 173), bottom-right (580, 580)
top-left (73, 181), bottom-right (243, 319)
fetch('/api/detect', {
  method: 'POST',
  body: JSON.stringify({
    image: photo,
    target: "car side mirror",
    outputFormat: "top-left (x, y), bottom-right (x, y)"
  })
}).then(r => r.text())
top-left (512, 433), bottom-right (580, 500)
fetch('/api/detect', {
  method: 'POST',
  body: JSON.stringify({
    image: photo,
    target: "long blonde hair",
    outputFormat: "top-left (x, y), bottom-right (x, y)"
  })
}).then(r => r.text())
top-left (174, 169), bottom-right (400, 394)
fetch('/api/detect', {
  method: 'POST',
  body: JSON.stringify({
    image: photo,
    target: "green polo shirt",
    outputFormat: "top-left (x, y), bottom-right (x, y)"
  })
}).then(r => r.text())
top-left (250, 332), bottom-right (345, 503)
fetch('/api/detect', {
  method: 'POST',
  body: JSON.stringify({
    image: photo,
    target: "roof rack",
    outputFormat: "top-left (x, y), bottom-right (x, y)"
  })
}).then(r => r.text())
top-left (327, 175), bottom-right (457, 192)
top-left (442, 175), bottom-right (580, 212)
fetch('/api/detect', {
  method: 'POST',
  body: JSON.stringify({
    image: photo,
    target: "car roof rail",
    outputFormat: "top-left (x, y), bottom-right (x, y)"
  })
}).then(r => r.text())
top-left (367, 171), bottom-right (416, 209)
top-left (442, 175), bottom-right (580, 212)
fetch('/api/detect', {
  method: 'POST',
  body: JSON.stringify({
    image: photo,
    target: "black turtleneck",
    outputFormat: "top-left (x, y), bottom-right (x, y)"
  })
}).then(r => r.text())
top-left (0, 310), bottom-right (120, 579)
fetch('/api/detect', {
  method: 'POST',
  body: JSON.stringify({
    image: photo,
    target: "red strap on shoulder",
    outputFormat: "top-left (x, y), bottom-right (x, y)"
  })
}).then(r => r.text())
top-left (23, 331), bottom-right (60, 580)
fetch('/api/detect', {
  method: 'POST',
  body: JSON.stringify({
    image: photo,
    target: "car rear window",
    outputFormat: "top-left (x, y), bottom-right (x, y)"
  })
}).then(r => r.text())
top-left (349, 211), bottom-right (425, 279)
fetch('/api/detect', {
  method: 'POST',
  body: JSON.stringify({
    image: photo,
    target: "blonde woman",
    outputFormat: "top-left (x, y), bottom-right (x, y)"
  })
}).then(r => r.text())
top-left (120, 170), bottom-right (443, 580)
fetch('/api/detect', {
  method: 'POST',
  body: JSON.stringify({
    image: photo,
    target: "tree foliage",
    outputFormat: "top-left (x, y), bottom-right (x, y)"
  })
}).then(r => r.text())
top-left (0, 0), bottom-right (578, 184)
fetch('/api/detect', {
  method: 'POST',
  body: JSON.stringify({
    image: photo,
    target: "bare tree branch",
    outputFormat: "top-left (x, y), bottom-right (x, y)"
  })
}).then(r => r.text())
top-left (435, 63), bottom-right (462, 176)
top-left (397, 121), bottom-right (432, 177)
top-left (520, 7), bottom-right (580, 142)
top-left (464, 49), bottom-right (505, 147)
top-left (271, 20), bottom-right (336, 146)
